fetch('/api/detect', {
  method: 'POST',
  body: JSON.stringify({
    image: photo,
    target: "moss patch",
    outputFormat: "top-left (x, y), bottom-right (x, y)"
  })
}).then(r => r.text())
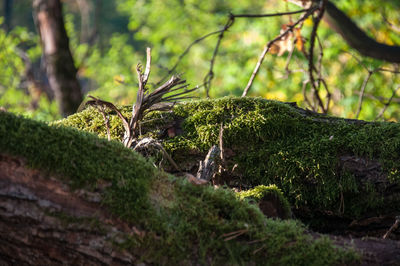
top-left (0, 110), bottom-right (360, 264)
top-left (0, 111), bottom-right (156, 222)
top-left (238, 185), bottom-right (292, 219)
top-left (59, 97), bottom-right (400, 219)
top-left (135, 178), bottom-right (358, 265)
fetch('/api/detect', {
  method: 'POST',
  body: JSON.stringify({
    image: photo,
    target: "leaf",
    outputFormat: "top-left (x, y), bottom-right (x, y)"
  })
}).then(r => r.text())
top-left (295, 27), bottom-right (304, 52)
top-left (273, 24), bottom-right (295, 56)
top-left (269, 43), bottom-right (281, 55)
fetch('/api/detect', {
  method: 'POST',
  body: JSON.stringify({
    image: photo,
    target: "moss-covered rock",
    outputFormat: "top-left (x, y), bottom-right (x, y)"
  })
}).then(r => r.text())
top-left (0, 110), bottom-right (359, 264)
top-left (57, 97), bottom-right (400, 220)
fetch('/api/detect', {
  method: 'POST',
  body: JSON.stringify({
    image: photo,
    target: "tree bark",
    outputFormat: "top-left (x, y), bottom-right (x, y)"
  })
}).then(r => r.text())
top-left (76, 0), bottom-right (93, 43)
top-left (33, 0), bottom-right (83, 117)
top-left (0, 154), bottom-right (138, 265)
top-left (0, 153), bottom-right (399, 265)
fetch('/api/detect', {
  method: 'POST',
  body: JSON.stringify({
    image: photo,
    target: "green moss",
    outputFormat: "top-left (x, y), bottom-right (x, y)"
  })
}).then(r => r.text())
top-left (0, 110), bottom-right (360, 264)
top-left (237, 185), bottom-right (292, 219)
top-left (0, 111), bottom-right (156, 222)
top-left (53, 105), bottom-right (132, 140)
top-left (135, 179), bottom-right (358, 265)
top-left (59, 97), bottom-right (400, 219)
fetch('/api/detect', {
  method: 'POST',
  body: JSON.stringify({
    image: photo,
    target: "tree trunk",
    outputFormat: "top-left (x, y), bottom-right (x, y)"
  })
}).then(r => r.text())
top-left (33, 0), bottom-right (83, 117)
top-left (0, 153), bottom-right (399, 265)
top-left (0, 154), bottom-right (138, 265)
top-left (76, 0), bottom-right (93, 44)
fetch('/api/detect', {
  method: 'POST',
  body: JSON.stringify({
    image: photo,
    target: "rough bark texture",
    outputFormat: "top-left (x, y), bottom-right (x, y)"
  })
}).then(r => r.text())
top-left (0, 153), bottom-right (399, 265)
top-left (0, 154), bottom-right (139, 265)
top-left (33, 0), bottom-right (83, 117)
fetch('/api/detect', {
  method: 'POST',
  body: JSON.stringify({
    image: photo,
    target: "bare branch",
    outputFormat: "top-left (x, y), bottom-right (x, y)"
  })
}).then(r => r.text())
top-left (308, 1), bottom-right (326, 113)
top-left (242, 6), bottom-right (318, 97)
top-left (231, 8), bottom-right (310, 18)
top-left (143, 47), bottom-right (152, 85)
top-left (355, 71), bottom-right (374, 119)
top-left (85, 95), bottom-right (130, 136)
top-left (84, 49), bottom-right (197, 149)
top-left (354, 92), bottom-right (400, 104)
top-left (156, 30), bottom-right (225, 86)
top-left (345, 52), bottom-right (400, 119)
top-left (383, 216), bottom-right (400, 239)
top-left (156, 8), bottom-right (313, 96)
top-left (204, 16), bottom-right (235, 97)
top-left (375, 85), bottom-right (400, 121)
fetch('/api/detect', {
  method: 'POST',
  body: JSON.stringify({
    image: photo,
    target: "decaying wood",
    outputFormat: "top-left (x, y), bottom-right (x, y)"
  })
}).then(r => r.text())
top-left (133, 137), bottom-right (181, 172)
top-left (83, 48), bottom-right (197, 148)
top-left (1, 153), bottom-right (400, 265)
top-left (196, 145), bottom-right (220, 181)
top-left (0, 154), bottom-right (139, 265)
top-left (383, 216), bottom-right (400, 239)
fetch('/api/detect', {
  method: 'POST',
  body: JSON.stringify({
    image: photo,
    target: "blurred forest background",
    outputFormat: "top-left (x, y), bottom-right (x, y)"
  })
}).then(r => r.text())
top-left (0, 0), bottom-right (399, 121)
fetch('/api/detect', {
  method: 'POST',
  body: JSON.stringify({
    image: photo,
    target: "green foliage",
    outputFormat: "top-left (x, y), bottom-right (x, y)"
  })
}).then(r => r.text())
top-left (112, 0), bottom-right (400, 120)
top-left (0, 19), bottom-right (58, 120)
top-left (2, 1), bottom-right (400, 121)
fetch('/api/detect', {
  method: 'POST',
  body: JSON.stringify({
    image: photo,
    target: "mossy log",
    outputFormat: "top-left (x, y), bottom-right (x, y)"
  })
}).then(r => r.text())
top-left (58, 97), bottom-right (400, 238)
top-left (0, 110), bottom-right (364, 265)
top-left (1, 154), bottom-right (399, 265)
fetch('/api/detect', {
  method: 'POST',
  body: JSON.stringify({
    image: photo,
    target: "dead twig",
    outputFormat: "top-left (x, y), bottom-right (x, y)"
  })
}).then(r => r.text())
top-left (202, 8), bottom-right (311, 97)
top-left (218, 124), bottom-right (226, 168)
top-left (355, 70), bottom-right (375, 119)
top-left (253, 244), bottom-right (266, 255)
top-left (354, 92), bottom-right (400, 104)
top-left (123, 48), bottom-right (197, 148)
top-left (133, 137), bottom-right (181, 172)
top-left (307, 1), bottom-right (326, 113)
top-left (85, 98), bottom-right (112, 141)
top-left (156, 30), bottom-right (225, 86)
top-left (383, 216), bottom-right (400, 239)
top-left (203, 16), bottom-right (235, 98)
top-left (222, 229), bottom-right (248, 241)
top-left (345, 52), bottom-right (400, 118)
top-left (375, 85), bottom-right (400, 120)
top-left (85, 95), bottom-right (130, 137)
top-left (231, 8), bottom-right (310, 18)
top-left (196, 145), bottom-right (220, 181)
top-left (85, 48), bottom-right (197, 150)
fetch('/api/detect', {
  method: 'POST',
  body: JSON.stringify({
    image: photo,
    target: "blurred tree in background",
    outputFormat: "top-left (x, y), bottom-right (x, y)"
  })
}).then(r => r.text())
top-left (0, 0), bottom-right (399, 121)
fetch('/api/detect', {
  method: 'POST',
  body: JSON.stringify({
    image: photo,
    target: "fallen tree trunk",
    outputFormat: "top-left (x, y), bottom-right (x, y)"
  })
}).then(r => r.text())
top-left (2, 97), bottom-right (400, 264)
top-left (1, 154), bottom-right (400, 265)
top-left (0, 154), bottom-right (137, 265)
top-left (1, 110), bottom-right (364, 265)
top-left (59, 97), bottom-right (400, 238)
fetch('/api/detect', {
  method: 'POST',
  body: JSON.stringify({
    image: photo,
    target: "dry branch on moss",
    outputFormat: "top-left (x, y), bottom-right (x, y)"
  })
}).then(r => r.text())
top-left (83, 48), bottom-right (197, 149)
